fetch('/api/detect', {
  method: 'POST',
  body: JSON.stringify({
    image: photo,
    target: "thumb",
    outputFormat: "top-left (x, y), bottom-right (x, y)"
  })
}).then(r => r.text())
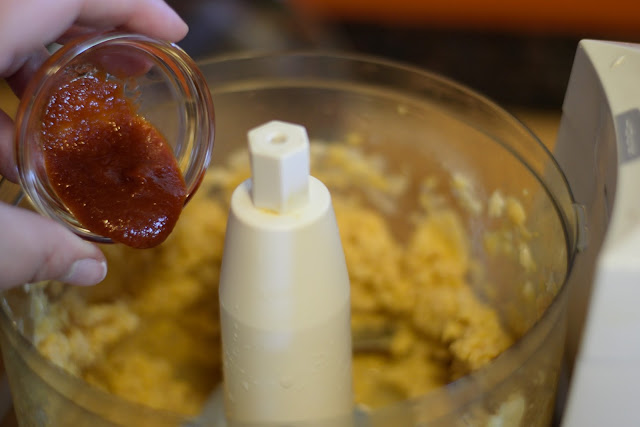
top-left (0, 203), bottom-right (107, 289)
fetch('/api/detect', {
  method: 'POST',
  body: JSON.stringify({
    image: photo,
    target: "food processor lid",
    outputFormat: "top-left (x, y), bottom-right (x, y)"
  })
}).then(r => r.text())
top-left (555, 40), bottom-right (640, 426)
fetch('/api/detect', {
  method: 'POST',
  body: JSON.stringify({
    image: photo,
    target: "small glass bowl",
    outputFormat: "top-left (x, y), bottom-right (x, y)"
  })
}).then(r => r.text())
top-left (14, 32), bottom-right (215, 244)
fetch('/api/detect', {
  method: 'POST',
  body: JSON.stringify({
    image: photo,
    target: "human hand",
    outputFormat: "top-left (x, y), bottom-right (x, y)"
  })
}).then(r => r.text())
top-left (0, 0), bottom-right (188, 289)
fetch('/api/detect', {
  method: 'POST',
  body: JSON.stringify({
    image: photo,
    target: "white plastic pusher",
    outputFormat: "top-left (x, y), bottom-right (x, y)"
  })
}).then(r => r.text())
top-left (218, 121), bottom-right (354, 426)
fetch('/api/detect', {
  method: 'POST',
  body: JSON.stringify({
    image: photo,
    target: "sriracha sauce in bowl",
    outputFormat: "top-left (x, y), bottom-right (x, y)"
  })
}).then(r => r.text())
top-left (14, 33), bottom-right (215, 248)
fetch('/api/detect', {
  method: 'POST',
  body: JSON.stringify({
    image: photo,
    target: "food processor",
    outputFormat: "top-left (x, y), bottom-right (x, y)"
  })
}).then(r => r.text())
top-left (0, 39), bottom-right (635, 426)
top-left (555, 40), bottom-right (640, 427)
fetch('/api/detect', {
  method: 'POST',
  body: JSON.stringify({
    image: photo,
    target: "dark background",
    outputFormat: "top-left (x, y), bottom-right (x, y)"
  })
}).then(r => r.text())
top-left (165, 0), bottom-right (640, 111)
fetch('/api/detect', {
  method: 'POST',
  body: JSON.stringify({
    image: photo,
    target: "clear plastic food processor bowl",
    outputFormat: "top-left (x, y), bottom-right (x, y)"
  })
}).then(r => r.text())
top-left (0, 52), bottom-right (577, 426)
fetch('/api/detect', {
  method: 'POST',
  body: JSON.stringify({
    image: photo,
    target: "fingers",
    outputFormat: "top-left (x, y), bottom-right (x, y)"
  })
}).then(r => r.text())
top-left (0, 0), bottom-right (188, 76)
top-left (0, 110), bottom-right (18, 183)
top-left (0, 0), bottom-right (189, 177)
top-left (1, 49), bottom-right (48, 182)
top-left (5, 47), bottom-right (49, 99)
top-left (0, 203), bottom-right (107, 289)
top-left (75, 0), bottom-right (189, 41)
top-left (56, 25), bottom-right (104, 45)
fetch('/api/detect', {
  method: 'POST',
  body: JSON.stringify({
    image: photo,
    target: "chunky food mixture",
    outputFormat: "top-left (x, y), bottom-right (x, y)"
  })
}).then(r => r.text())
top-left (34, 140), bottom-right (515, 416)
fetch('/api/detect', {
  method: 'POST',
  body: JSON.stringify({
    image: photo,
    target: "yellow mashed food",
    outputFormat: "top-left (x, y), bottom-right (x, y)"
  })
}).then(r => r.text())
top-left (33, 142), bottom-right (513, 416)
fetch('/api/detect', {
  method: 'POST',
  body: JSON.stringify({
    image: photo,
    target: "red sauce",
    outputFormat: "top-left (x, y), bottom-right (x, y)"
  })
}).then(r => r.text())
top-left (41, 68), bottom-right (187, 249)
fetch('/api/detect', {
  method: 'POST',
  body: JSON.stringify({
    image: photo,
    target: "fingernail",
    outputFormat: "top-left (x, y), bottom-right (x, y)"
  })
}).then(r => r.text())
top-left (62, 259), bottom-right (107, 286)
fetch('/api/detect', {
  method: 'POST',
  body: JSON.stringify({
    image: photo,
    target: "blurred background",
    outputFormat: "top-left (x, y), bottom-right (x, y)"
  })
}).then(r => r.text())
top-left (168, 0), bottom-right (635, 108)
top-left (4, 0), bottom-right (640, 146)
top-left (161, 0), bottom-right (640, 145)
